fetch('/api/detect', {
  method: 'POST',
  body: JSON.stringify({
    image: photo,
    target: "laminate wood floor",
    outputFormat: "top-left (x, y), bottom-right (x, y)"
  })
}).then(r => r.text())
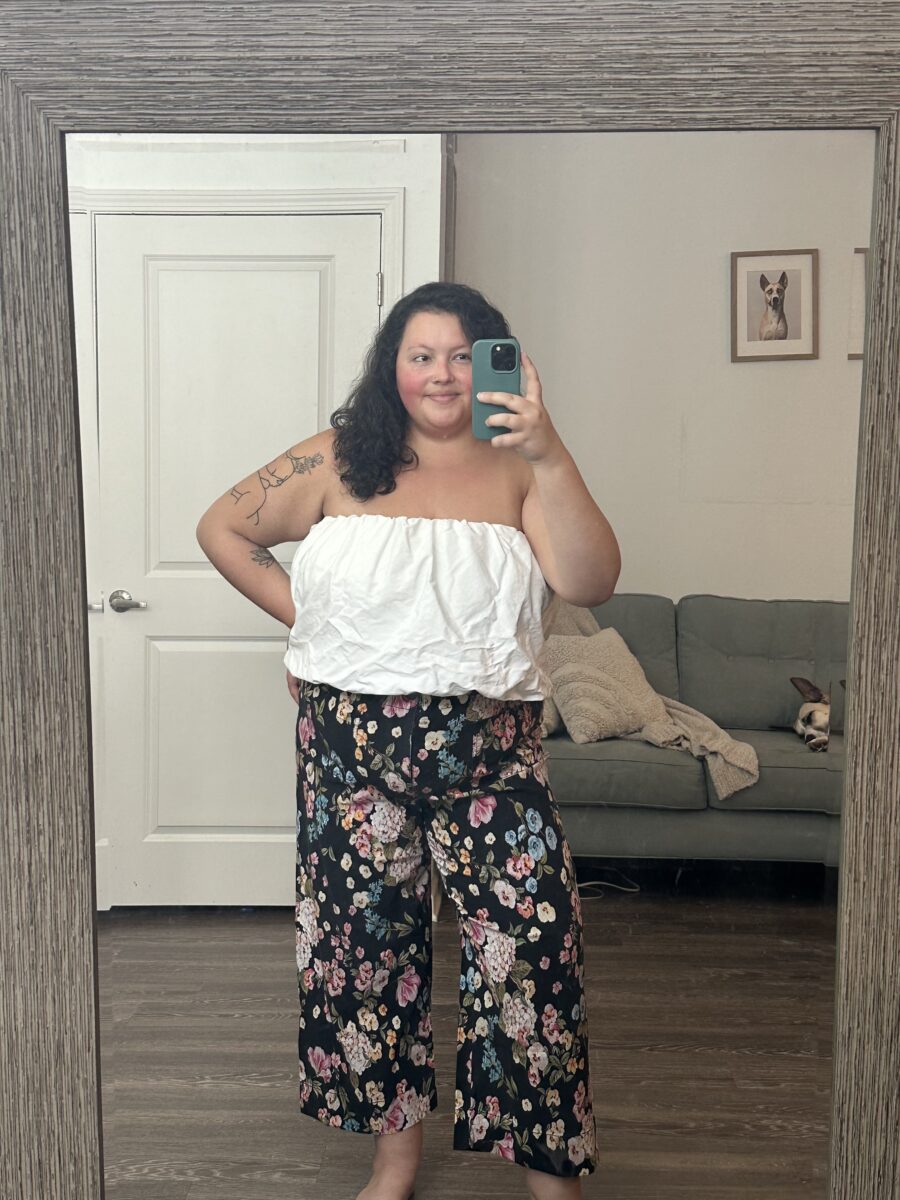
top-left (97, 859), bottom-right (836, 1199)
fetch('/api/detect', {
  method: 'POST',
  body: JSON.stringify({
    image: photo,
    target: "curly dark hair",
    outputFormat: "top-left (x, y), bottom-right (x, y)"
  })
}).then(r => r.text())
top-left (329, 281), bottom-right (511, 500)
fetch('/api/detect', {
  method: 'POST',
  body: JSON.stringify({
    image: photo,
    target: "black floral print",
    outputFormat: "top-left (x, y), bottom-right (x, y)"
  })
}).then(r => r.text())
top-left (294, 679), bottom-right (597, 1177)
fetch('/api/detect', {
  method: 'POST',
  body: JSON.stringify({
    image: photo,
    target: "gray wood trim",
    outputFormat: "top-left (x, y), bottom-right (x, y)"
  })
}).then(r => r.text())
top-left (0, 5), bottom-right (897, 1198)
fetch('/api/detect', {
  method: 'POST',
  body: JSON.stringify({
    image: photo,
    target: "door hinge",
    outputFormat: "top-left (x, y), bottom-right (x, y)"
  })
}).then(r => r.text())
top-left (376, 271), bottom-right (384, 307)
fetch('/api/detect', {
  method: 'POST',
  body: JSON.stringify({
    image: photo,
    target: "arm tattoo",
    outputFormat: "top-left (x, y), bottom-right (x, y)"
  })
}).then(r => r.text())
top-left (250, 546), bottom-right (277, 568)
top-left (229, 449), bottom-right (325, 527)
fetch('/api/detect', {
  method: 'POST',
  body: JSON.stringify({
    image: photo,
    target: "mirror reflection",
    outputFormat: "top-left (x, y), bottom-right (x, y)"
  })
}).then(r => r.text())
top-left (66, 130), bottom-right (872, 1198)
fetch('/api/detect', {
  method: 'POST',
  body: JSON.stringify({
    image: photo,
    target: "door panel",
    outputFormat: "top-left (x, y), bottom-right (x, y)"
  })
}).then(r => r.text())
top-left (94, 212), bottom-right (381, 904)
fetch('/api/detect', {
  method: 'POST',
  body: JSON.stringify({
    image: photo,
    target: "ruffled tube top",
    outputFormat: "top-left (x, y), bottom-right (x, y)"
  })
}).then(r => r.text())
top-left (283, 513), bottom-right (553, 700)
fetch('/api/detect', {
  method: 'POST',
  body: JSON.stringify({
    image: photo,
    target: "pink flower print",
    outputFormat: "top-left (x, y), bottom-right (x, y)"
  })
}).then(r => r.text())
top-left (506, 852), bottom-right (535, 880)
top-left (567, 1135), bottom-right (586, 1165)
top-left (355, 961), bottom-right (374, 991)
top-left (352, 824), bottom-right (372, 858)
top-left (541, 1003), bottom-right (562, 1044)
top-left (371, 968), bottom-right (391, 994)
top-left (383, 1094), bottom-right (408, 1132)
top-left (501, 990), bottom-right (538, 1043)
top-left (308, 1045), bottom-right (332, 1081)
top-left (573, 1079), bottom-right (587, 1123)
top-left (465, 915), bottom-right (487, 947)
top-left (396, 964), bottom-right (422, 1007)
top-left (539, 955), bottom-right (550, 970)
top-left (383, 694), bottom-right (416, 718)
top-left (400, 755), bottom-right (420, 780)
top-left (324, 963), bottom-right (346, 997)
top-left (491, 1131), bottom-right (516, 1161)
top-left (490, 711), bottom-right (516, 750)
top-left (516, 895), bottom-right (535, 919)
top-left (468, 793), bottom-right (497, 827)
top-left (470, 1113), bottom-right (489, 1142)
top-left (485, 1094), bottom-right (501, 1121)
top-left (298, 713), bottom-right (316, 749)
top-left (348, 789), bottom-right (375, 821)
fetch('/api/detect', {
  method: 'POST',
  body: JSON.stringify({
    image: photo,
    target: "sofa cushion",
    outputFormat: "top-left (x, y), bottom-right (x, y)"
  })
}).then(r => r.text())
top-left (707, 729), bottom-right (844, 815)
top-left (676, 595), bottom-right (849, 733)
top-left (543, 734), bottom-right (708, 810)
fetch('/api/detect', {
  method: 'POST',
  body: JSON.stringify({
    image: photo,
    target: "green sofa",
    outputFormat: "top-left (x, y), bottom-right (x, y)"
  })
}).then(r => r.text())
top-left (542, 593), bottom-right (848, 869)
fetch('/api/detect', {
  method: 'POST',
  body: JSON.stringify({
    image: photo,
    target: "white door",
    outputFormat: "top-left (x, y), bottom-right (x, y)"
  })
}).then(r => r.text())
top-left (94, 212), bottom-right (381, 906)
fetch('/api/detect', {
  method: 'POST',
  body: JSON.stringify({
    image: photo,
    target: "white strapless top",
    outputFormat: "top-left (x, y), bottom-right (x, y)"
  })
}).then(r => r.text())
top-left (283, 513), bottom-right (553, 700)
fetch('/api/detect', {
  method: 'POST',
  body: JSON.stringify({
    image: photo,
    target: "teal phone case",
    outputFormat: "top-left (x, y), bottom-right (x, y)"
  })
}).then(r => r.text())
top-left (471, 337), bottom-right (520, 440)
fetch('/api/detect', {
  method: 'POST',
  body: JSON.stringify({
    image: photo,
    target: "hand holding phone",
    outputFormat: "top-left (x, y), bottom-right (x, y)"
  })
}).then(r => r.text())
top-left (471, 337), bottom-right (520, 441)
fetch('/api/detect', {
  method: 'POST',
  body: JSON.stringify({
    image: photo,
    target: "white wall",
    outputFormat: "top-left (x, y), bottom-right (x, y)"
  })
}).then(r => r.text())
top-left (453, 131), bottom-right (876, 602)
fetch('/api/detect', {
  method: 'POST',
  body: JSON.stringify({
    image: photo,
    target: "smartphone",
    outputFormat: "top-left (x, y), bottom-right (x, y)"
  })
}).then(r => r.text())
top-left (471, 337), bottom-right (520, 441)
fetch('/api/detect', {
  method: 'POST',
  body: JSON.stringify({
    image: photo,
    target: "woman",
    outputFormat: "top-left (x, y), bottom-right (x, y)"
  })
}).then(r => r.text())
top-left (196, 282), bottom-right (621, 1200)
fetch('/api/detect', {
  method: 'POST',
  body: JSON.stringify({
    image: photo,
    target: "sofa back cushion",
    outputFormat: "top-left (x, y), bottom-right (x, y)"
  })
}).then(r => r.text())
top-left (676, 594), bottom-right (849, 732)
top-left (589, 593), bottom-right (680, 700)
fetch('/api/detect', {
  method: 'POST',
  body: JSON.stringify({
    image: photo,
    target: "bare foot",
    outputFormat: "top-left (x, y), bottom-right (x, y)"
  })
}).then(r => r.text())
top-left (355, 1119), bottom-right (422, 1200)
top-left (525, 1167), bottom-right (583, 1200)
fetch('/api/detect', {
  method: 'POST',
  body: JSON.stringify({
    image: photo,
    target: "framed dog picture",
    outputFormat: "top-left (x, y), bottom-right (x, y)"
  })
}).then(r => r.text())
top-left (730, 247), bottom-right (819, 362)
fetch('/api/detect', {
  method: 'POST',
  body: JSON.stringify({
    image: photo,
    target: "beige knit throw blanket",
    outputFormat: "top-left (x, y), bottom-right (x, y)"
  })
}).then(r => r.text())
top-left (537, 595), bottom-right (759, 801)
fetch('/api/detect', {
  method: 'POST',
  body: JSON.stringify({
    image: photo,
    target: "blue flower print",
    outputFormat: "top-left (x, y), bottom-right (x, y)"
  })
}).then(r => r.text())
top-left (528, 834), bottom-right (545, 861)
top-left (437, 750), bottom-right (466, 786)
top-left (463, 965), bottom-right (481, 993)
top-left (525, 807), bottom-right (542, 832)
top-left (364, 908), bottom-right (391, 939)
top-left (545, 825), bottom-right (558, 850)
top-left (482, 1038), bottom-right (503, 1084)
top-left (313, 794), bottom-right (329, 837)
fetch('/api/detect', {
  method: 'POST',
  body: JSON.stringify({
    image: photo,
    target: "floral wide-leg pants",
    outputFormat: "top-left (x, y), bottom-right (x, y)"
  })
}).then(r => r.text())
top-left (294, 678), bottom-right (598, 1177)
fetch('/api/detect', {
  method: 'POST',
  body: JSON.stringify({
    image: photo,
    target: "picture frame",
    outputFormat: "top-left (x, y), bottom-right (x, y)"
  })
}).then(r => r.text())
top-left (731, 247), bottom-right (819, 361)
top-left (848, 246), bottom-right (870, 360)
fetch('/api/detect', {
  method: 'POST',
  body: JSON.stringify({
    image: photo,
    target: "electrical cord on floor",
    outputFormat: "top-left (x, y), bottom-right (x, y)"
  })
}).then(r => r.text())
top-left (576, 864), bottom-right (642, 898)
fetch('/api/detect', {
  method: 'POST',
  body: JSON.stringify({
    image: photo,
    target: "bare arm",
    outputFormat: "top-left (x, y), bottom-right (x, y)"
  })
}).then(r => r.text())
top-left (195, 431), bottom-right (331, 629)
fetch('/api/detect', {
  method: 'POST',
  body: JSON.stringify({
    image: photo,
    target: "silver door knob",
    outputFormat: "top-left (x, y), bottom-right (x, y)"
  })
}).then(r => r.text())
top-left (108, 589), bottom-right (148, 613)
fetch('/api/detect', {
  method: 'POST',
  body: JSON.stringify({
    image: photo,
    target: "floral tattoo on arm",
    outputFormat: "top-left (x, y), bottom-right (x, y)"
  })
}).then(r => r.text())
top-left (229, 448), bottom-right (325, 566)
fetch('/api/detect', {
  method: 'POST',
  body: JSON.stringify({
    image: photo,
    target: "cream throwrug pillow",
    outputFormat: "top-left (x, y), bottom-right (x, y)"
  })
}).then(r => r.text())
top-left (538, 595), bottom-right (602, 736)
top-left (540, 626), bottom-right (671, 744)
